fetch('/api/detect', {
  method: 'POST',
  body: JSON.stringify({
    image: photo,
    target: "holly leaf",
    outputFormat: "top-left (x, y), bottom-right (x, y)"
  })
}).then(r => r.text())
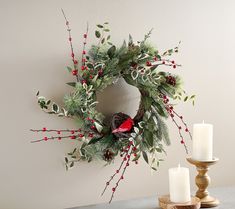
top-left (142, 151), bottom-right (148, 164)
top-left (97, 24), bottom-right (103, 28)
top-left (94, 122), bottom-right (103, 133)
top-left (52, 103), bottom-right (59, 113)
top-left (107, 45), bottom-right (116, 58)
top-left (88, 137), bottom-right (101, 145)
top-left (95, 30), bottom-right (101, 38)
top-left (66, 82), bottom-right (76, 87)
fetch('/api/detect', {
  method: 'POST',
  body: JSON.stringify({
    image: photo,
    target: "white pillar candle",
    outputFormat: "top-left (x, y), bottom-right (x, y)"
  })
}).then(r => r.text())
top-left (192, 121), bottom-right (213, 161)
top-left (168, 164), bottom-right (191, 203)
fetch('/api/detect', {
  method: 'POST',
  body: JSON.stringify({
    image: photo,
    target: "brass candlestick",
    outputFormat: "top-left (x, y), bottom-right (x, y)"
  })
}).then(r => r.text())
top-left (187, 157), bottom-right (219, 208)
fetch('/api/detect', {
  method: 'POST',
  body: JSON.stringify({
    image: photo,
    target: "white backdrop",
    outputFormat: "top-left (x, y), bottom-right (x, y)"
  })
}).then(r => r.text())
top-left (0, 0), bottom-right (235, 208)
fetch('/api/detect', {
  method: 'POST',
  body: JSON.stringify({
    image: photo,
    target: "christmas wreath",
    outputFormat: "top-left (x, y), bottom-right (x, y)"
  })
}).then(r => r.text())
top-left (31, 10), bottom-right (195, 203)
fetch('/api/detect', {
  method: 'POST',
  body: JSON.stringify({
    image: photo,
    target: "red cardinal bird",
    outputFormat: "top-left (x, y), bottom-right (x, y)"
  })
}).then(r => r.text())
top-left (112, 117), bottom-right (134, 133)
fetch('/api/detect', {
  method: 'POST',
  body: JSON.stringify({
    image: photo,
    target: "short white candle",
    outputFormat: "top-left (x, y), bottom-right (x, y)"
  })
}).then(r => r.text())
top-left (192, 121), bottom-right (213, 161)
top-left (168, 164), bottom-right (191, 203)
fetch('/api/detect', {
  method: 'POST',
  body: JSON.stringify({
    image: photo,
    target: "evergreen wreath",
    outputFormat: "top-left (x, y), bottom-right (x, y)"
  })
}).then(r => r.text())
top-left (31, 10), bottom-right (195, 203)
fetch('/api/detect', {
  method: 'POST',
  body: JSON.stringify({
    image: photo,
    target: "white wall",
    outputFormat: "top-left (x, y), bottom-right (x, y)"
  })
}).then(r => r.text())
top-left (0, 0), bottom-right (235, 208)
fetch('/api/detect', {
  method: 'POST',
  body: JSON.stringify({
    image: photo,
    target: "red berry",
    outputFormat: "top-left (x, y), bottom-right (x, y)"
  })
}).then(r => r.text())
top-left (154, 57), bottom-right (158, 61)
top-left (89, 75), bottom-right (93, 79)
top-left (88, 133), bottom-right (94, 138)
top-left (58, 137), bottom-right (61, 140)
top-left (82, 80), bottom-right (87, 84)
top-left (82, 58), bottom-right (86, 63)
top-left (79, 134), bottom-right (84, 138)
top-left (121, 176), bottom-right (124, 180)
top-left (71, 53), bottom-right (74, 57)
top-left (127, 155), bottom-right (130, 159)
top-left (116, 170), bottom-right (119, 173)
top-left (173, 65), bottom-right (176, 69)
top-left (71, 130), bottom-right (75, 134)
top-left (180, 116), bottom-right (183, 119)
top-left (57, 131), bottom-right (61, 134)
top-left (171, 60), bottom-right (175, 64)
top-left (181, 140), bottom-right (185, 144)
top-left (146, 61), bottom-right (152, 66)
top-left (82, 50), bottom-right (86, 55)
top-left (72, 70), bottom-right (78, 75)
top-left (185, 128), bottom-right (189, 132)
top-left (133, 153), bottom-right (137, 157)
top-left (91, 119), bottom-right (95, 123)
top-left (83, 34), bottom-right (87, 38)
top-left (112, 188), bottom-right (116, 192)
top-left (81, 66), bottom-right (85, 71)
top-left (126, 162), bottom-right (129, 166)
top-left (74, 60), bottom-right (78, 64)
top-left (123, 157), bottom-right (127, 161)
top-left (78, 129), bottom-right (81, 132)
top-left (42, 127), bottom-right (47, 132)
top-left (91, 125), bottom-right (95, 130)
top-left (70, 135), bottom-right (76, 139)
top-left (162, 61), bottom-right (165, 64)
top-left (132, 147), bottom-right (137, 151)
top-left (44, 137), bottom-right (48, 141)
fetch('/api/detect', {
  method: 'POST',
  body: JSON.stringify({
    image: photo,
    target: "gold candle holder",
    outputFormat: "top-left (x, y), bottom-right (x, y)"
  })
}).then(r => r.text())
top-left (187, 157), bottom-right (219, 208)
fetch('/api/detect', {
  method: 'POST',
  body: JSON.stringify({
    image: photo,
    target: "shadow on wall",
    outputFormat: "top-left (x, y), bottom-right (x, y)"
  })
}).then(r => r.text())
top-left (96, 78), bottom-right (140, 123)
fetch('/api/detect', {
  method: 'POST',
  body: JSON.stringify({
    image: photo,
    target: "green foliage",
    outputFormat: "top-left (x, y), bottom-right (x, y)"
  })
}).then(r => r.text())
top-left (35, 24), bottom-right (194, 170)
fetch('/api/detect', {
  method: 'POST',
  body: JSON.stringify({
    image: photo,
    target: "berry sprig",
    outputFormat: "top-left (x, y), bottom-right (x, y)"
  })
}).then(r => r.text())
top-left (172, 110), bottom-right (192, 140)
top-left (146, 58), bottom-right (181, 69)
top-left (101, 141), bottom-right (138, 203)
top-left (61, 9), bottom-right (80, 81)
top-left (161, 95), bottom-right (191, 153)
top-left (81, 23), bottom-right (89, 72)
top-left (30, 128), bottom-right (96, 143)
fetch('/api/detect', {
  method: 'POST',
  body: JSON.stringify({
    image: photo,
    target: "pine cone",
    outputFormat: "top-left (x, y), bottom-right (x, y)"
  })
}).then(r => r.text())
top-left (166, 75), bottom-right (176, 86)
top-left (103, 149), bottom-right (114, 161)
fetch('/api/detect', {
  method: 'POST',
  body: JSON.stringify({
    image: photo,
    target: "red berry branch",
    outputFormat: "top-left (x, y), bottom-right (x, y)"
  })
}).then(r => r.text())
top-left (81, 22), bottom-right (89, 73)
top-left (108, 145), bottom-right (134, 203)
top-left (172, 110), bottom-right (192, 140)
top-left (101, 141), bottom-right (138, 203)
top-left (161, 95), bottom-right (191, 153)
top-left (146, 57), bottom-right (181, 69)
top-left (61, 9), bottom-right (81, 82)
top-left (30, 128), bottom-right (97, 143)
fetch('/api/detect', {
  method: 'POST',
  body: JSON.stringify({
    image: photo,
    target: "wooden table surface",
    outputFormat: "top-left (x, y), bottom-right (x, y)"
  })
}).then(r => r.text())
top-left (68, 187), bottom-right (235, 209)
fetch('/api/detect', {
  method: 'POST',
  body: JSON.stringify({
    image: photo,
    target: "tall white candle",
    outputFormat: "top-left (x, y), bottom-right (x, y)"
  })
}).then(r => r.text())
top-left (168, 164), bottom-right (191, 203)
top-left (192, 121), bottom-right (213, 161)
